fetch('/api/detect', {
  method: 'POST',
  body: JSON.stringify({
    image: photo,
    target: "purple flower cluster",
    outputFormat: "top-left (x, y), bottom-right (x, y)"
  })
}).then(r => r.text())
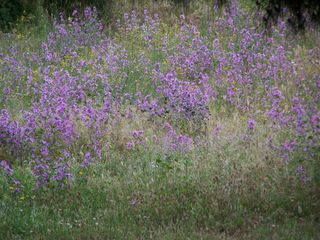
top-left (161, 122), bottom-right (193, 152)
top-left (153, 70), bottom-right (211, 120)
top-left (247, 118), bottom-right (256, 130)
top-left (0, 2), bottom-right (319, 191)
top-left (0, 160), bottom-right (13, 176)
top-left (126, 130), bottom-right (145, 151)
top-left (42, 7), bottom-right (103, 63)
top-left (0, 160), bottom-right (21, 192)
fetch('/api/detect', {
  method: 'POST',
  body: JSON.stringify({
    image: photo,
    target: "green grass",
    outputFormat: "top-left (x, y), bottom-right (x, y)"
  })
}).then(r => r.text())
top-left (1, 163), bottom-right (319, 239)
top-left (1, 119), bottom-right (319, 239)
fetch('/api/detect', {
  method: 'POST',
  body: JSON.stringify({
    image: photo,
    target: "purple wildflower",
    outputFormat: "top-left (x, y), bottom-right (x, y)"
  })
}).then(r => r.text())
top-left (126, 141), bottom-right (134, 150)
top-left (81, 152), bottom-right (92, 168)
top-left (247, 118), bottom-right (256, 130)
top-left (0, 160), bottom-right (13, 176)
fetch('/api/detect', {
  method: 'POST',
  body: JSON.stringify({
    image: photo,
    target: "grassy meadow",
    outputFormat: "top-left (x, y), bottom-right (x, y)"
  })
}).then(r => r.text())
top-left (0, 1), bottom-right (319, 239)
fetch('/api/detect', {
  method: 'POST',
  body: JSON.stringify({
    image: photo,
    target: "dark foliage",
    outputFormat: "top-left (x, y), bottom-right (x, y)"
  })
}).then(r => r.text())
top-left (1, 0), bottom-right (320, 32)
top-left (0, 0), bottom-right (114, 31)
top-left (256, 0), bottom-right (320, 30)
top-left (172, 0), bottom-right (228, 7)
top-left (0, 0), bottom-right (23, 30)
top-left (0, 0), bottom-right (231, 31)
top-left (42, 0), bottom-right (113, 17)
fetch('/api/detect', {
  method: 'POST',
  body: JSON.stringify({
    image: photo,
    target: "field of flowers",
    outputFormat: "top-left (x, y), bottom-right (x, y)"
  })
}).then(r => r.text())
top-left (0, 1), bottom-right (319, 239)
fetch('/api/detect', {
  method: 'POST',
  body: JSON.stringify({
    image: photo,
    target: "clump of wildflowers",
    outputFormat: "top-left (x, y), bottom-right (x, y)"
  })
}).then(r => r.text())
top-left (0, 160), bottom-right (21, 193)
top-left (0, 1), bottom-right (319, 193)
top-left (126, 130), bottom-right (145, 151)
top-left (161, 122), bottom-right (193, 152)
top-left (247, 118), bottom-right (256, 130)
top-left (0, 160), bottom-right (13, 176)
top-left (81, 152), bottom-right (93, 169)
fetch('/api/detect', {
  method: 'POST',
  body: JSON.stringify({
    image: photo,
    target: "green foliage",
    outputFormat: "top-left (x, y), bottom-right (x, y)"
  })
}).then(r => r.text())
top-left (43, 0), bottom-right (114, 20)
top-left (0, 146), bottom-right (319, 239)
top-left (0, 0), bottom-right (228, 32)
top-left (0, 0), bottom-right (23, 31)
top-left (256, 0), bottom-right (320, 30)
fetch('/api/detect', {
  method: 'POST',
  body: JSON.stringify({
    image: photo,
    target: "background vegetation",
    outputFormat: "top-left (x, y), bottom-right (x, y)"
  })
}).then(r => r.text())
top-left (2, 0), bottom-right (320, 31)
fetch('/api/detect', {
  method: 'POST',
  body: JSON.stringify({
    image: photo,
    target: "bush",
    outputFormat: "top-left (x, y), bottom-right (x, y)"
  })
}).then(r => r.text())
top-left (0, 0), bottom-right (23, 31)
top-left (256, 0), bottom-right (320, 29)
